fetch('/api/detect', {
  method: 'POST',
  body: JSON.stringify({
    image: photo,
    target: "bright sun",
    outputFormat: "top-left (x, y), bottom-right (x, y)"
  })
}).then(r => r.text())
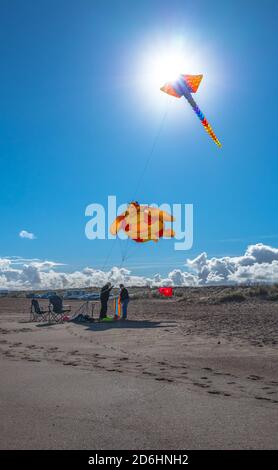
top-left (151, 51), bottom-right (186, 86)
top-left (141, 41), bottom-right (203, 92)
top-left (135, 37), bottom-right (220, 116)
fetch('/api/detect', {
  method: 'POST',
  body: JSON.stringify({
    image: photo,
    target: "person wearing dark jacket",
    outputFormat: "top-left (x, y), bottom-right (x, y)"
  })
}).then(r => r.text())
top-left (119, 284), bottom-right (129, 320)
top-left (99, 282), bottom-right (113, 320)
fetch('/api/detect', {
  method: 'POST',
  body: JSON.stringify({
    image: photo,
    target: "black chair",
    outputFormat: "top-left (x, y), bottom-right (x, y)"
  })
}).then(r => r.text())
top-left (30, 299), bottom-right (49, 322)
top-left (49, 295), bottom-right (71, 323)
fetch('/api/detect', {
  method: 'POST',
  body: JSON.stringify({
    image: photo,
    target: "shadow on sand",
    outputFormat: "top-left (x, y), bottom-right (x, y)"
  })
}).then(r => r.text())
top-left (34, 319), bottom-right (177, 332)
top-left (83, 319), bottom-right (178, 332)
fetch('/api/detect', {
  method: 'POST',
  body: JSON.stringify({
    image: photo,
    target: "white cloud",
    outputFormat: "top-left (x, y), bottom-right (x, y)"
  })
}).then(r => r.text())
top-left (186, 243), bottom-right (278, 285)
top-left (0, 243), bottom-right (278, 290)
top-left (19, 230), bottom-right (36, 240)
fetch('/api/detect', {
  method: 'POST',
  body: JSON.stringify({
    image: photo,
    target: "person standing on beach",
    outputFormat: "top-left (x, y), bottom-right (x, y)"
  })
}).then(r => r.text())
top-left (99, 282), bottom-right (113, 320)
top-left (119, 284), bottom-right (129, 320)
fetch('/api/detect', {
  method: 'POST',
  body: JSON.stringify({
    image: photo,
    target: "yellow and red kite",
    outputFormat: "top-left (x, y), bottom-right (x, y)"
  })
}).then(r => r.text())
top-left (110, 202), bottom-right (175, 243)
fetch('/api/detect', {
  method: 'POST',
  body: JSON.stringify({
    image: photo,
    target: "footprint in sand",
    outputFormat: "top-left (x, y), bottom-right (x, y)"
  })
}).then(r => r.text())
top-left (194, 382), bottom-right (210, 389)
top-left (155, 377), bottom-right (173, 383)
top-left (208, 390), bottom-right (231, 397)
top-left (255, 396), bottom-right (271, 402)
top-left (3, 351), bottom-right (14, 357)
top-left (47, 347), bottom-right (60, 353)
top-left (248, 375), bottom-right (263, 381)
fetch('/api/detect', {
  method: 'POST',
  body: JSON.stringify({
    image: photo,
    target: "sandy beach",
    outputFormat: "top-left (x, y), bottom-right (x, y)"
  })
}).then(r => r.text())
top-left (0, 292), bottom-right (278, 449)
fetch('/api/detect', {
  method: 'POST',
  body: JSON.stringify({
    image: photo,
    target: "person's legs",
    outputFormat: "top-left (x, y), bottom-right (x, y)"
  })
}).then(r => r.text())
top-left (121, 299), bottom-right (129, 319)
top-left (99, 300), bottom-right (108, 319)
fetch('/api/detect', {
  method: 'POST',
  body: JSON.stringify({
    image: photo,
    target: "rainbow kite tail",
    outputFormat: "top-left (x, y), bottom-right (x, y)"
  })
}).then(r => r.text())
top-left (184, 94), bottom-right (221, 148)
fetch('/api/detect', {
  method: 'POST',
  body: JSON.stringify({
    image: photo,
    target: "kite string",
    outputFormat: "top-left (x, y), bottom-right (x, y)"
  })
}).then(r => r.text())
top-left (132, 102), bottom-right (170, 201)
top-left (101, 102), bottom-right (171, 273)
top-left (119, 102), bottom-right (171, 266)
top-left (100, 236), bottom-right (118, 272)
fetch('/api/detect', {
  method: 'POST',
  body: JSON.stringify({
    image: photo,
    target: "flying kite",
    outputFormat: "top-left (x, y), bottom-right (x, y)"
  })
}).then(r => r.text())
top-left (160, 74), bottom-right (221, 147)
top-left (110, 201), bottom-right (175, 243)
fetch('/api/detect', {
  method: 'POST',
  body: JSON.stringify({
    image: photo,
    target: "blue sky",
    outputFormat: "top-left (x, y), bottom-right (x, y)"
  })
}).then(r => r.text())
top-left (0, 0), bottom-right (277, 277)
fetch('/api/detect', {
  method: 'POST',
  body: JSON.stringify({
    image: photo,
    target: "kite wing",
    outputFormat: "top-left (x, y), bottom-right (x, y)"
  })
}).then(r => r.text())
top-left (160, 82), bottom-right (182, 98)
top-left (160, 74), bottom-right (203, 97)
top-left (183, 74), bottom-right (203, 93)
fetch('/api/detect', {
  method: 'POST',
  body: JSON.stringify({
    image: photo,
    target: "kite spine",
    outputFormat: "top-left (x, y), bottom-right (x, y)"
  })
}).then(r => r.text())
top-left (184, 94), bottom-right (221, 148)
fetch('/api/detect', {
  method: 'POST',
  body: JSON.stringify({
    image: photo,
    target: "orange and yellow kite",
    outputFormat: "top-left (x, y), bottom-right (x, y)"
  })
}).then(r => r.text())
top-left (110, 202), bottom-right (175, 243)
top-left (161, 74), bottom-right (221, 147)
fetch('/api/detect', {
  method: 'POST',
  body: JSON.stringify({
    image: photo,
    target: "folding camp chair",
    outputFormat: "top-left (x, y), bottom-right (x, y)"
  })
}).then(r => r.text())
top-left (49, 296), bottom-right (71, 323)
top-left (30, 299), bottom-right (49, 322)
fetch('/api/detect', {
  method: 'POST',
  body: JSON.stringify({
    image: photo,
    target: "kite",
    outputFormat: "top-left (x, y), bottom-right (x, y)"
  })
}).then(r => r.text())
top-left (160, 74), bottom-right (221, 147)
top-left (158, 287), bottom-right (173, 297)
top-left (113, 297), bottom-right (121, 319)
top-left (110, 201), bottom-right (175, 243)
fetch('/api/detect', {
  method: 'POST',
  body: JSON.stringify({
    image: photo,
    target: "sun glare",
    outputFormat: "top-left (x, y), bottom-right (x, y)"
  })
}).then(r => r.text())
top-left (141, 41), bottom-right (203, 91)
top-left (135, 37), bottom-right (220, 116)
top-left (151, 51), bottom-right (186, 87)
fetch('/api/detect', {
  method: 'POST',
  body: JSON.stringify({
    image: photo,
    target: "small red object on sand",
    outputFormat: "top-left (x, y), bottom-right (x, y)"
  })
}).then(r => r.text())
top-left (158, 287), bottom-right (173, 297)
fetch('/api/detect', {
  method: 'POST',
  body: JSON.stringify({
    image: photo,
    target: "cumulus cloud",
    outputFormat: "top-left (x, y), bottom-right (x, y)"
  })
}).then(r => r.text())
top-left (19, 230), bottom-right (36, 240)
top-left (186, 243), bottom-right (278, 285)
top-left (0, 243), bottom-right (278, 290)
